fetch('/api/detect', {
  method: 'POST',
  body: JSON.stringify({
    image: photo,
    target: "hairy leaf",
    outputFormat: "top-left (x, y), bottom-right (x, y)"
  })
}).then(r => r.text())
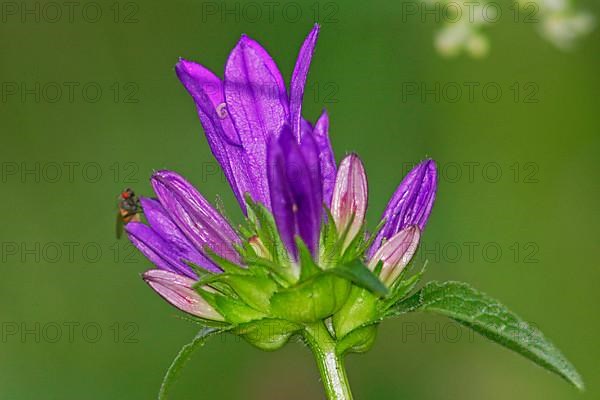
top-left (389, 281), bottom-right (583, 390)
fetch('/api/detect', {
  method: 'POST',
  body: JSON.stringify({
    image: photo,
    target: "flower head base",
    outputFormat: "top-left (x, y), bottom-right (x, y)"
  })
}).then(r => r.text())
top-left (127, 25), bottom-right (437, 346)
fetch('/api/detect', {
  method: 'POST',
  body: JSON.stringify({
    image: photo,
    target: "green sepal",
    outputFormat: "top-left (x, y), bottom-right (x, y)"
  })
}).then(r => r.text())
top-left (270, 273), bottom-right (351, 323)
top-left (372, 260), bottom-right (384, 277)
top-left (214, 295), bottom-right (267, 324)
top-left (358, 218), bottom-right (386, 255)
top-left (173, 314), bottom-right (231, 329)
top-left (237, 224), bottom-right (254, 241)
top-left (319, 207), bottom-right (340, 267)
top-left (245, 257), bottom-right (295, 287)
top-left (336, 323), bottom-right (378, 355)
top-left (219, 274), bottom-right (278, 312)
top-left (332, 286), bottom-right (379, 338)
top-left (198, 288), bottom-right (266, 325)
top-left (183, 260), bottom-right (217, 280)
top-left (320, 212), bottom-right (356, 268)
top-left (327, 259), bottom-right (388, 297)
top-left (297, 237), bottom-right (322, 281)
top-left (339, 222), bottom-right (367, 264)
top-left (380, 260), bottom-right (427, 311)
top-left (233, 318), bottom-right (301, 351)
top-left (245, 194), bottom-right (290, 267)
top-left (203, 247), bottom-right (249, 275)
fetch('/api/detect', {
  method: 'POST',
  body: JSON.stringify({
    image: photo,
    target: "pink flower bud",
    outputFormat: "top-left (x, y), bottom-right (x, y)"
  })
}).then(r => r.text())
top-left (143, 269), bottom-right (223, 321)
top-left (369, 225), bottom-right (420, 286)
top-left (331, 154), bottom-right (368, 249)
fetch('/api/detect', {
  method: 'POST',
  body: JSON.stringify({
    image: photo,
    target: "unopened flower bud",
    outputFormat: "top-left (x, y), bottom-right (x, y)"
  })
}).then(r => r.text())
top-left (143, 269), bottom-right (224, 321)
top-left (369, 225), bottom-right (420, 286)
top-left (331, 154), bottom-right (368, 249)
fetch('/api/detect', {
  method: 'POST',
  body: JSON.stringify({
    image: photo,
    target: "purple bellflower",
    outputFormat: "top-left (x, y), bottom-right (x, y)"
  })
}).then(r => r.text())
top-left (127, 23), bottom-right (436, 323)
top-left (124, 25), bottom-right (583, 400)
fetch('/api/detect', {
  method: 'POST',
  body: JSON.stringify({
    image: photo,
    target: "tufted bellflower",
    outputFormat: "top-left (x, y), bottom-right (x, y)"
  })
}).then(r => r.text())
top-left (124, 24), bottom-right (583, 400)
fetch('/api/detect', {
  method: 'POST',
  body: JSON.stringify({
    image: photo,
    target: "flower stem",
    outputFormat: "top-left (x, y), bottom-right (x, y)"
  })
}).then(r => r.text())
top-left (304, 322), bottom-right (354, 400)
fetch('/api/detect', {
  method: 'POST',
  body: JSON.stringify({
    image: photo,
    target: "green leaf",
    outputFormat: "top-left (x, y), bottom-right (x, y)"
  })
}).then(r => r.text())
top-left (390, 281), bottom-right (584, 390)
top-left (158, 327), bottom-right (224, 400)
top-left (328, 260), bottom-right (388, 297)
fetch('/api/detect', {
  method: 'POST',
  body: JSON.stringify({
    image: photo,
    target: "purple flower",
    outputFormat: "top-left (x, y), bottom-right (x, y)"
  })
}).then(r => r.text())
top-left (367, 159), bottom-right (437, 259)
top-left (176, 24), bottom-right (331, 214)
top-left (128, 25), bottom-right (438, 318)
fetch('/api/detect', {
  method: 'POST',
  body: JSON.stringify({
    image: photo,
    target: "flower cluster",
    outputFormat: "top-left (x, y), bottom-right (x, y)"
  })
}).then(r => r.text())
top-left (126, 25), bottom-right (437, 349)
top-left (124, 26), bottom-right (584, 400)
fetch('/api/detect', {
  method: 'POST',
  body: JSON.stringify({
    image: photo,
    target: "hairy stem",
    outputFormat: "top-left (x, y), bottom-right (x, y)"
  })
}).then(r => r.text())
top-left (304, 322), bottom-right (354, 400)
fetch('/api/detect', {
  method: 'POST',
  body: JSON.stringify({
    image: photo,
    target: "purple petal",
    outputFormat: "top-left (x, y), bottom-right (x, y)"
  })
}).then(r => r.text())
top-left (266, 134), bottom-right (296, 258)
top-left (300, 118), bottom-right (313, 140)
top-left (151, 170), bottom-right (241, 264)
top-left (269, 125), bottom-right (321, 256)
top-left (290, 24), bottom-right (320, 141)
top-left (224, 35), bottom-right (289, 210)
top-left (126, 223), bottom-right (202, 278)
top-left (176, 59), bottom-right (241, 146)
top-left (143, 269), bottom-right (224, 320)
top-left (175, 59), bottom-right (256, 213)
top-left (331, 154), bottom-right (368, 248)
top-left (299, 130), bottom-right (323, 224)
top-left (313, 110), bottom-right (336, 206)
top-left (368, 160), bottom-right (437, 259)
top-left (139, 198), bottom-right (218, 273)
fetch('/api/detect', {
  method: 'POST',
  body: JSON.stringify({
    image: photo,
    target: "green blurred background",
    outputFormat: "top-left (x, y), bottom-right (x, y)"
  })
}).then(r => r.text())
top-left (1, 0), bottom-right (598, 398)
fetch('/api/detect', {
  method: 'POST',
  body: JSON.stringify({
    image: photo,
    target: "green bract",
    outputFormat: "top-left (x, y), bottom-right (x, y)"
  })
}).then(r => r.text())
top-left (186, 197), bottom-right (391, 349)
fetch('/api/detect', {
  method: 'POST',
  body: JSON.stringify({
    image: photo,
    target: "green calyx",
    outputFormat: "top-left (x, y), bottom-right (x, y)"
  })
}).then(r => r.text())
top-left (163, 202), bottom-right (585, 399)
top-left (188, 198), bottom-right (425, 353)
